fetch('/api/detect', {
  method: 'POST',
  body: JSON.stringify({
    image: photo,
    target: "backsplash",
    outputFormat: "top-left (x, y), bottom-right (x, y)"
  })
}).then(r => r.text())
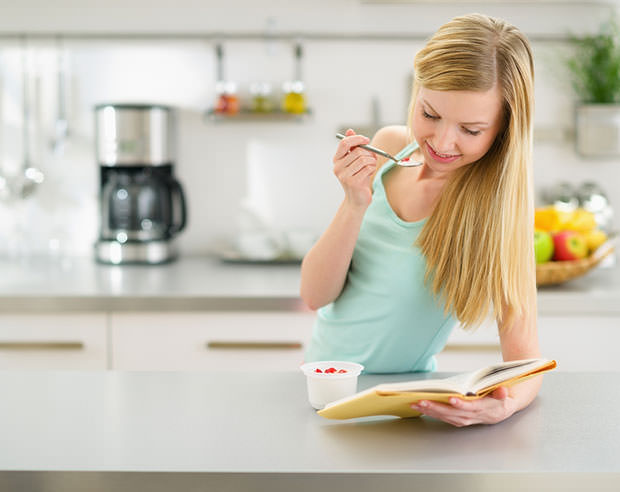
top-left (0, 2), bottom-right (618, 259)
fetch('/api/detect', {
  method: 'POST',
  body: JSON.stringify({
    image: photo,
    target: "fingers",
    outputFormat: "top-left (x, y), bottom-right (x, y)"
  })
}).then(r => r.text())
top-left (334, 130), bottom-right (371, 161)
top-left (332, 129), bottom-right (376, 208)
top-left (411, 394), bottom-right (514, 427)
top-left (337, 151), bottom-right (376, 177)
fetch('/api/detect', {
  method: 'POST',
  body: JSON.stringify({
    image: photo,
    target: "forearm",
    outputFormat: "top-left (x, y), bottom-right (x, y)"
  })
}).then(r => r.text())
top-left (300, 200), bottom-right (367, 310)
top-left (509, 374), bottom-right (543, 412)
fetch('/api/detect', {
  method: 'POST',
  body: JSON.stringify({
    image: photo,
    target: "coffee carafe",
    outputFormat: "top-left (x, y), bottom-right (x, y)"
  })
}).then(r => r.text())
top-left (95, 104), bottom-right (187, 264)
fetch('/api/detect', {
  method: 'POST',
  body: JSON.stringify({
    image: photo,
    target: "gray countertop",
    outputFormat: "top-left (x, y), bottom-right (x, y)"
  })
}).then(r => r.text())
top-left (0, 255), bottom-right (619, 314)
top-left (0, 370), bottom-right (618, 491)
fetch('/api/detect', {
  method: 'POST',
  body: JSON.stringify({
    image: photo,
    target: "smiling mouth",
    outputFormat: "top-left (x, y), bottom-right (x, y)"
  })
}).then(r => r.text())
top-left (427, 143), bottom-right (459, 158)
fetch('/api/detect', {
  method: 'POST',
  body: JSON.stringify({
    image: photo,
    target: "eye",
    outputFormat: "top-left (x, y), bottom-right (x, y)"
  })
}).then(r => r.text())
top-left (462, 127), bottom-right (481, 136)
top-left (422, 110), bottom-right (439, 120)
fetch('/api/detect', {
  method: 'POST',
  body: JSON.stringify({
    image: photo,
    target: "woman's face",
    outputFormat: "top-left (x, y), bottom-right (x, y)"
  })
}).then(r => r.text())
top-left (411, 86), bottom-right (504, 175)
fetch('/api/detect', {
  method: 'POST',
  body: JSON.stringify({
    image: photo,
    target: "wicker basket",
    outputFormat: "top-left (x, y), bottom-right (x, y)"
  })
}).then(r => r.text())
top-left (536, 240), bottom-right (615, 286)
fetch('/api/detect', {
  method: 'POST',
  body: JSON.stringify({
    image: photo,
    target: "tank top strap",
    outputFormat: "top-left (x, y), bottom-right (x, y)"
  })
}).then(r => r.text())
top-left (372, 141), bottom-right (419, 189)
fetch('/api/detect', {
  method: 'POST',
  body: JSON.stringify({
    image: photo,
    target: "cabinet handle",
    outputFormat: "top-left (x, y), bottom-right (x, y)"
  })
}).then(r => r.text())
top-left (207, 341), bottom-right (303, 350)
top-left (0, 341), bottom-right (85, 350)
top-left (442, 343), bottom-right (499, 352)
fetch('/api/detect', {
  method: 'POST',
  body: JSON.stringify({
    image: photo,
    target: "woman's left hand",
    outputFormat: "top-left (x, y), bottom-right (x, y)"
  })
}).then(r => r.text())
top-left (411, 386), bottom-right (518, 426)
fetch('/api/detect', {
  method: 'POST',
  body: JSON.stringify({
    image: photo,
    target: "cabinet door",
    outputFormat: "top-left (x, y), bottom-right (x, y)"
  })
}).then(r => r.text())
top-left (435, 318), bottom-right (502, 372)
top-left (111, 311), bottom-right (315, 371)
top-left (0, 313), bottom-right (108, 370)
top-left (538, 316), bottom-right (620, 371)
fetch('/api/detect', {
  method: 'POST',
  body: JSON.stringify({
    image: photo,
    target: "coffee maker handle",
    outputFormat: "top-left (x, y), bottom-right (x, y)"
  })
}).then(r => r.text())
top-left (168, 178), bottom-right (187, 235)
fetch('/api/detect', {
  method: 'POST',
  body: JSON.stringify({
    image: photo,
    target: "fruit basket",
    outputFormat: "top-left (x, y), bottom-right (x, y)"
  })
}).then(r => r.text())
top-left (536, 240), bottom-right (615, 286)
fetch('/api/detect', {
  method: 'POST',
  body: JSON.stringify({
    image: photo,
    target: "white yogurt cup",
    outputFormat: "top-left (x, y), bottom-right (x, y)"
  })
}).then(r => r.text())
top-left (300, 361), bottom-right (364, 410)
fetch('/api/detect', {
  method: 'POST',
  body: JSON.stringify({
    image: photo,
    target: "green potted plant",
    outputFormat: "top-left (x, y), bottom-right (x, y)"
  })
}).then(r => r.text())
top-left (567, 18), bottom-right (620, 157)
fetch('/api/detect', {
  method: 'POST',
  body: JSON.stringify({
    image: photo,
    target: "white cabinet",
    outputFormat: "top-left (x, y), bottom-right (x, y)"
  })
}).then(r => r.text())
top-left (436, 315), bottom-right (620, 372)
top-left (538, 316), bottom-right (620, 371)
top-left (435, 318), bottom-right (502, 372)
top-left (110, 311), bottom-right (315, 371)
top-left (0, 313), bottom-right (108, 370)
top-left (3, 309), bottom-right (615, 372)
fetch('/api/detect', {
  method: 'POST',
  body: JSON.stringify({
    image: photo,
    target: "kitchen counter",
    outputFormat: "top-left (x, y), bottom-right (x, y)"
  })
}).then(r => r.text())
top-left (0, 255), bottom-right (619, 314)
top-left (0, 256), bottom-right (305, 312)
top-left (0, 370), bottom-right (618, 491)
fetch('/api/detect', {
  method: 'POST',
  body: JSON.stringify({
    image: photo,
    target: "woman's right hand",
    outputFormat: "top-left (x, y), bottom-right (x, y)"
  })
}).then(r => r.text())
top-left (333, 129), bottom-right (377, 209)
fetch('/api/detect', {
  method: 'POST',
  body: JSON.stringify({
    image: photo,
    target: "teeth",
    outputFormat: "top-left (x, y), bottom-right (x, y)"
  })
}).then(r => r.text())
top-left (431, 146), bottom-right (457, 158)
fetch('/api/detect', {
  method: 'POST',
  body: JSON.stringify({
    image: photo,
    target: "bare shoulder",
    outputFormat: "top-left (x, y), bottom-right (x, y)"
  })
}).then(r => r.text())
top-left (371, 125), bottom-right (410, 162)
top-left (368, 126), bottom-right (410, 183)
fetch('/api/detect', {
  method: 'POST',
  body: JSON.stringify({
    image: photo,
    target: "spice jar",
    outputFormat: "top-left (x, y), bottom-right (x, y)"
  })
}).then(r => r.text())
top-left (282, 80), bottom-right (306, 115)
top-left (250, 82), bottom-right (274, 113)
top-left (214, 81), bottom-right (240, 116)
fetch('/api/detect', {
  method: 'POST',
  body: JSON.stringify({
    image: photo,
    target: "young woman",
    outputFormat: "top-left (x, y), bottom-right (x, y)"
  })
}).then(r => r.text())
top-left (300, 14), bottom-right (541, 427)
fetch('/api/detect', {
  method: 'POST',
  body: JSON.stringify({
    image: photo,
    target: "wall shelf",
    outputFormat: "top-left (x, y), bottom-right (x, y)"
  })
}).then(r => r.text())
top-left (204, 109), bottom-right (312, 123)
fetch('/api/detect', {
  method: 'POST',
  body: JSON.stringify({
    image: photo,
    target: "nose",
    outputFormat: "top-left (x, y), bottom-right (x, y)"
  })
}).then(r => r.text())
top-left (432, 122), bottom-right (458, 154)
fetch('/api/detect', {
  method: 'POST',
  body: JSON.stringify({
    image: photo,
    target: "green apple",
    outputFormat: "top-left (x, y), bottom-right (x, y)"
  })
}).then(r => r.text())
top-left (534, 229), bottom-right (554, 264)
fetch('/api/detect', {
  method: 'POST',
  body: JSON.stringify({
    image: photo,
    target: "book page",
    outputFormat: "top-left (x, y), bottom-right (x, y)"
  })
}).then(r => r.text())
top-left (469, 358), bottom-right (545, 394)
top-left (375, 372), bottom-right (472, 395)
top-left (374, 358), bottom-right (548, 396)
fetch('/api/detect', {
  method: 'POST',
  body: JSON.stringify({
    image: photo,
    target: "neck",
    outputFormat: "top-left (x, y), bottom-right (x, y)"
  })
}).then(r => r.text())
top-left (416, 162), bottom-right (452, 185)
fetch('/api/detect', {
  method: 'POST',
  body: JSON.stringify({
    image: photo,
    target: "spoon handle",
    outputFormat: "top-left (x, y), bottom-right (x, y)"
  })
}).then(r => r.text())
top-left (335, 133), bottom-right (400, 163)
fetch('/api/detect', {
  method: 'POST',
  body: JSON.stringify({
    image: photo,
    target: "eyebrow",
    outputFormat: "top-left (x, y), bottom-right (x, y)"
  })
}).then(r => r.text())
top-left (423, 99), bottom-right (490, 127)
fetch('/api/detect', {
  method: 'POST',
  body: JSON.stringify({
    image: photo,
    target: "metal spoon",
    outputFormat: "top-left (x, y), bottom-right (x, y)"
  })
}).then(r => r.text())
top-left (336, 133), bottom-right (422, 167)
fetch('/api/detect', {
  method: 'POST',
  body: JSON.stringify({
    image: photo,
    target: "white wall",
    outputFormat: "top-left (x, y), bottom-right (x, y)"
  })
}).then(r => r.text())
top-left (0, 1), bottom-right (618, 258)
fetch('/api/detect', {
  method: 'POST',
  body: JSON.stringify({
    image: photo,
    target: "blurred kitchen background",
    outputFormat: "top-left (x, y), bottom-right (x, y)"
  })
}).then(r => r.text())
top-left (0, 0), bottom-right (618, 263)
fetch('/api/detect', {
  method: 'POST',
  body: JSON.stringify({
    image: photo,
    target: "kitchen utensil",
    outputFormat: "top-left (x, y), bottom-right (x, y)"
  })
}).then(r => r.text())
top-left (0, 58), bottom-right (8, 202)
top-left (15, 39), bottom-right (44, 199)
top-left (50, 36), bottom-right (69, 155)
top-left (336, 133), bottom-right (422, 167)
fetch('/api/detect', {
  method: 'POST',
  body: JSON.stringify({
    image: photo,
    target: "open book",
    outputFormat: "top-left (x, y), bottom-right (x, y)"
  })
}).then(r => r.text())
top-left (317, 358), bottom-right (557, 420)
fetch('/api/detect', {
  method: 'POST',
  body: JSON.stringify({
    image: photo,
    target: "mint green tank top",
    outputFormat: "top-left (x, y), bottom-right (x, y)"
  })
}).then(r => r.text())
top-left (305, 142), bottom-right (458, 373)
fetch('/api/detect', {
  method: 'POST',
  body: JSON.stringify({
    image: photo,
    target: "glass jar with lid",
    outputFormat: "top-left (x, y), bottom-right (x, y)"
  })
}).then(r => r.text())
top-left (282, 80), bottom-right (306, 114)
top-left (250, 82), bottom-right (274, 113)
top-left (214, 81), bottom-right (240, 115)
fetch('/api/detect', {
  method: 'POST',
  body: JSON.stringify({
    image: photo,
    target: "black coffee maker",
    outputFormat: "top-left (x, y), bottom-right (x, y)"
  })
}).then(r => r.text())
top-left (95, 104), bottom-right (187, 264)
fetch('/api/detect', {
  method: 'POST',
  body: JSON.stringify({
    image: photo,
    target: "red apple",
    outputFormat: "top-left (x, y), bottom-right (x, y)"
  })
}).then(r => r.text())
top-left (552, 230), bottom-right (588, 261)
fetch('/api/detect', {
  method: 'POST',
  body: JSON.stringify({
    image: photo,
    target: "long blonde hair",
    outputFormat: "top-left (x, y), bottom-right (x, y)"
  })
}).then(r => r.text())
top-left (410, 14), bottom-right (535, 331)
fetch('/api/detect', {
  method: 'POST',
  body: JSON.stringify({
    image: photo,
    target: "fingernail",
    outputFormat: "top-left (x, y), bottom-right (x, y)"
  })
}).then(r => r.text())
top-left (450, 398), bottom-right (457, 405)
top-left (419, 401), bottom-right (428, 408)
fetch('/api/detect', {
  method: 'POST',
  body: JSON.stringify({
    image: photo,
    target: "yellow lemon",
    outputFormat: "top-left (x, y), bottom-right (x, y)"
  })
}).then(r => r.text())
top-left (583, 229), bottom-right (608, 253)
top-left (564, 208), bottom-right (597, 233)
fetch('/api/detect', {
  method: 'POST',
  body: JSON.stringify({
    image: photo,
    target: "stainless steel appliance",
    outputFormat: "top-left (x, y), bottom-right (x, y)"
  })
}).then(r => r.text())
top-left (95, 104), bottom-right (187, 264)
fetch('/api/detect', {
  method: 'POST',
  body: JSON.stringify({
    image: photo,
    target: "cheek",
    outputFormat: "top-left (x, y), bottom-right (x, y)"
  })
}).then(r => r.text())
top-left (463, 134), bottom-right (496, 160)
top-left (412, 115), bottom-right (431, 142)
